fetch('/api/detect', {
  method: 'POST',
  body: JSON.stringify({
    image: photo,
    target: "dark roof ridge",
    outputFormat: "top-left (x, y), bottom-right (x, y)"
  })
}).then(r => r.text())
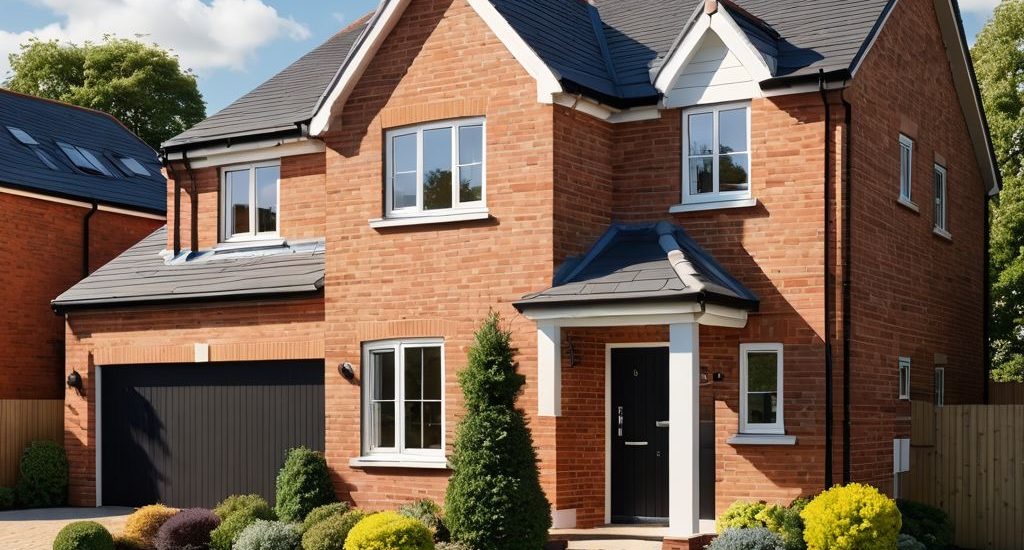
top-left (585, 2), bottom-right (623, 94)
top-left (718, 0), bottom-right (780, 40)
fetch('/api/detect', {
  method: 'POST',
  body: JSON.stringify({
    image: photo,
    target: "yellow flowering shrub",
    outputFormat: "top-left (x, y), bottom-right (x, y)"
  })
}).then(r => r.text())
top-left (800, 484), bottom-right (900, 550)
top-left (344, 511), bottom-right (434, 550)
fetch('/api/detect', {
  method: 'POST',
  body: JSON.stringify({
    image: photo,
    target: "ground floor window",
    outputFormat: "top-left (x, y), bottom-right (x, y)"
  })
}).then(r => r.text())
top-left (362, 339), bottom-right (444, 459)
top-left (739, 343), bottom-right (784, 434)
top-left (899, 357), bottom-right (911, 400)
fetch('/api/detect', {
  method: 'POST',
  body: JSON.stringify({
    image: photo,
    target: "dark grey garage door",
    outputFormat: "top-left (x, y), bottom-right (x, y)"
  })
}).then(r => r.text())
top-left (101, 360), bottom-right (325, 508)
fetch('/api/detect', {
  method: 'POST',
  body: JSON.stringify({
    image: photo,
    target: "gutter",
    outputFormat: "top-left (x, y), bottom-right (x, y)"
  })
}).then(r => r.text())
top-left (82, 203), bottom-right (98, 277)
top-left (819, 70), bottom-right (835, 489)
top-left (52, 287), bottom-right (325, 315)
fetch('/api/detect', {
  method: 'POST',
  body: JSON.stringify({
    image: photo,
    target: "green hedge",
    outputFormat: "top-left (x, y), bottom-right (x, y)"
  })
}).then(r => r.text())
top-left (16, 441), bottom-right (67, 508)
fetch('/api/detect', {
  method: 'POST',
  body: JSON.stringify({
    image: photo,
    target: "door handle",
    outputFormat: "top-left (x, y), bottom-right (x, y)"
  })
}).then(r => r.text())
top-left (624, 441), bottom-right (648, 446)
top-left (656, 421), bottom-right (670, 428)
top-left (617, 406), bottom-right (623, 437)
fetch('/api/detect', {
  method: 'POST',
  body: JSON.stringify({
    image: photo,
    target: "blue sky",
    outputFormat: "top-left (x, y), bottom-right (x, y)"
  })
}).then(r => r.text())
top-left (0, 0), bottom-right (999, 116)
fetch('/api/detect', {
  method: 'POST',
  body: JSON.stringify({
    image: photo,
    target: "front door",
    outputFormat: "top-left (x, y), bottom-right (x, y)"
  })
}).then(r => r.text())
top-left (611, 347), bottom-right (670, 523)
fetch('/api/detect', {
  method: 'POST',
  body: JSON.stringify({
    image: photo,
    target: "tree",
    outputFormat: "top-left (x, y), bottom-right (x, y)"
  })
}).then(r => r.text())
top-left (5, 37), bottom-right (205, 149)
top-left (444, 312), bottom-right (551, 550)
top-left (973, 1), bottom-right (1024, 381)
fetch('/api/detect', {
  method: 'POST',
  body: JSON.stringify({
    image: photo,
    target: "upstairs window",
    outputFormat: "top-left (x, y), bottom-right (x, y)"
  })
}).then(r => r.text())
top-left (739, 343), bottom-right (784, 435)
top-left (899, 134), bottom-right (914, 204)
top-left (934, 164), bottom-right (948, 235)
top-left (385, 118), bottom-right (485, 217)
top-left (221, 162), bottom-right (279, 241)
top-left (683, 102), bottom-right (751, 205)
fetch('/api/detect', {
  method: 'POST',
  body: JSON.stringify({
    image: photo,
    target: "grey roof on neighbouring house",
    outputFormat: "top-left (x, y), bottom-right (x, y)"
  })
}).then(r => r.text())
top-left (163, 20), bottom-right (369, 149)
top-left (52, 227), bottom-right (325, 310)
top-left (0, 89), bottom-right (166, 213)
top-left (514, 222), bottom-right (759, 311)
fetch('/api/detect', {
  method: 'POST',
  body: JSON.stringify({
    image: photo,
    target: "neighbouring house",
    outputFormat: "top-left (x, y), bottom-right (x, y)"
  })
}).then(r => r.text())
top-left (53, 0), bottom-right (997, 546)
top-left (0, 89), bottom-right (165, 403)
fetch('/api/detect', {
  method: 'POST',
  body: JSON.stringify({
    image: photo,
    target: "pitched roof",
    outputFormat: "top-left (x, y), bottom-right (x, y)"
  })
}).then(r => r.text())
top-left (514, 222), bottom-right (759, 311)
top-left (0, 89), bottom-right (166, 213)
top-left (52, 226), bottom-right (325, 311)
top-left (163, 19), bottom-right (369, 149)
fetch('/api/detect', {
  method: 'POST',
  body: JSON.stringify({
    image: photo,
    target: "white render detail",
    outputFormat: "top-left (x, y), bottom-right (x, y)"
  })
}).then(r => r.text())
top-left (537, 322), bottom-right (562, 417)
top-left (668, 322), bottom-right (701, 537)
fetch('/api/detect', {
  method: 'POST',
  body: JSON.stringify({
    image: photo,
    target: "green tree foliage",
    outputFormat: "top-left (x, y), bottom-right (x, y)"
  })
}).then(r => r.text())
top-left (4, 37), bottom-right (205, 149)
top-left (974, 1), bottom-right (1024, 381)
top-left (444, 312), bottom-right (551, 550)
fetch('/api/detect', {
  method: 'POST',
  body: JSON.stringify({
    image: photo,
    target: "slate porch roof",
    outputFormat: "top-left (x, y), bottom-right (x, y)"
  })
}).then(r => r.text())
top-left (52, 227), bottom-right (324, 311)
top-left (514, 222), bottom-right (759, 312)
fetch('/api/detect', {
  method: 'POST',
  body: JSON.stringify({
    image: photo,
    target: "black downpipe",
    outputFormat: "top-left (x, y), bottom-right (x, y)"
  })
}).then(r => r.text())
top-left (163, 153), bottom-right (182, 257)
top-left (82, 203), bottom-right (98, 277)
top-left (820, 70), bottom-right (835, 489)
top-left (841, 91), bottom-right (853, 484)
top-left (182, 151), bottom-right (199, 254)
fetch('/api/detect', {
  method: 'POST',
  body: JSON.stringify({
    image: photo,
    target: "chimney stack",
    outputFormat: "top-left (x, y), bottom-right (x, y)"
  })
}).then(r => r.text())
top-left (705, 0), bottom-right (718, 14)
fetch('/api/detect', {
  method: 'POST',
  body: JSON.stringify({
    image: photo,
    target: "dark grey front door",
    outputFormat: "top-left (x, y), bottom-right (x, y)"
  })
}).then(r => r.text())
top-left (611, 347), bottom-right (670, 523)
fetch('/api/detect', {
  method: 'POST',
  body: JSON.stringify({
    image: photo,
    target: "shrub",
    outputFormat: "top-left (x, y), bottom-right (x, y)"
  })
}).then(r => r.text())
top-left (707, 528), bottom-right (785, 550)
top-left (800, 484), bottom-right (900, 550)
top-left (153, 508), bottom-right (220, 550)
top-left (233, 520), bottom-right (300, 550)
top-left (302, 510), bottom-right (368, 550)
top-left (898, 534), bottom-right (927, 550)
top-left (274, 447), bottom-right (336, 522)
top-left (718, 501), bottom-right (768, 532)
top-left (444, 313), bottom-right (551, 550)
top-left (302, 502), bottom-right (351, 533)
top-left (435, 543), bottom-right (473, 550)
top-left (209, 509), bottom-right (260, 550)
top-left (756, 500), bottom-right (808, 550)
top-left (53, 521), bottom-right (114, 550)
top-left (113, 535), bottom-right (144, 550)
top-left (398, 499), bottom-right (449, 542)
top-left (343, 511), bottom-right (433, 550)
top-left (897, 500), bottom-right (953, 550)
top-left (120, 504), bottom-right (178, 550)
top-left (16, 440), bottom-right (68, 508)
top-left (213, 494), bottom-right (274, 521)
top-left (0, 487), bottom-right (14, 510)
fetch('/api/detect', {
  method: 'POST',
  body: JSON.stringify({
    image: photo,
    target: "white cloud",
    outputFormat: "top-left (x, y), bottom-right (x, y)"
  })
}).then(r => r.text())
top-left (958, 0), bottom-right (1001, 13)
top-left (0, 0), bottom-right (310, 80)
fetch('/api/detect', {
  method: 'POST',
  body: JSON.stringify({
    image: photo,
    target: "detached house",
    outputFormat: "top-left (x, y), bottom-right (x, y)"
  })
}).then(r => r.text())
top-left (55, 0), bottom-right (997, 546)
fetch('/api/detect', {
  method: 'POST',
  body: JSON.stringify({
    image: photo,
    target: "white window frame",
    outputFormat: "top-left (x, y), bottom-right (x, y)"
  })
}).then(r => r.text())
top-left (934, 367), bottom-right (945, 407)
top-left (361, 338), bottom-right (446, 461)
top-left (681, 101), bottom-right (753, 206)
top-left (934, 164), bottom-right (949, 234)
top-left (384, 118), bottom-right (486, 218)
top-left (220, 161), bottom-right (281, 242)
top-left (899, 134), bottom-right (914, 204)
top-left (739, 343), bottom-right (784, 435)
top-left (898, 356), bottom-right (911, 400)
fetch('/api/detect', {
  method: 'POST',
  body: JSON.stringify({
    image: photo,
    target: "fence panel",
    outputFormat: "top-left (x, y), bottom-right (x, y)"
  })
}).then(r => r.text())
top-left (989, 382), bottom-right (1024, 404)
top-left (0, 399), bottom-right (64, 487)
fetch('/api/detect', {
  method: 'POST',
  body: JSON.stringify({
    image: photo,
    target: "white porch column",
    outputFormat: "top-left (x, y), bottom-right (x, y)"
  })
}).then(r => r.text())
top-left (537, 322), bottom-right (561, 417)
top-left (668, 322), bottom-right (700, 537)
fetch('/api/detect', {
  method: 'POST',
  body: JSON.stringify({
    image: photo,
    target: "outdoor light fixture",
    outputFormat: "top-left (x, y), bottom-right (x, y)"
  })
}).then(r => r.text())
top-left (66, 370), bottom-right (83, 394)
top-left (339, 362), bottom-right (355, 381)
top-left (566, 337), bottom-right (579, 368)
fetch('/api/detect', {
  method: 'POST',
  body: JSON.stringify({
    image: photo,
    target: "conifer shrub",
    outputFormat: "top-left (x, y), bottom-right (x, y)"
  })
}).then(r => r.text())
top-left (707, 528), bottom-right (785, 550)
top-left (233, 520), bottom-right (300, 550)
top-left (302, 510), bottom-right (368, 550)
top-left (302, 502), bottom-right (351, 533)
top-left (210, 494), bottom-right (275, 550)
top-left (16, 440), bottom-right (68, 508)
top-left (153, 508), bottom-right (219, 550)
top-left (801, 484), bottom-right (900, 550)
top-left (274, 447), bottom-right (336, 522)
top-left (443, 312), bottom-right (551, 550)
top-left (213, 494), bottom-right (273, 521)
top-left (398, 499), bottom-right (448, 542)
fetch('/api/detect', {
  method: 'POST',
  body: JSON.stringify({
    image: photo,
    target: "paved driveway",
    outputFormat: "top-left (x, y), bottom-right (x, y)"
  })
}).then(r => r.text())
top-left (0, 507), bottom-right (133, 550)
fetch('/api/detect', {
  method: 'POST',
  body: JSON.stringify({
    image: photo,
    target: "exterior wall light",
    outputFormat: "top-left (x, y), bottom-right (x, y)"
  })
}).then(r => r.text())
top-left (67, 370), bottom-right (84, 394)
top-left (339, 362), bottom-right (355, 381)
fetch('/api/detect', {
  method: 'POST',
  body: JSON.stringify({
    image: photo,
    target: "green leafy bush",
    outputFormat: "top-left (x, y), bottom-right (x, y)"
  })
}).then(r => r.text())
top-left (444, 313), bottom-right (551, 550)
top-left (801, 484), bottom-right (900, 550)
top-left (434, 543), bottom-right (473, 550)
top-left (302, 510), bottom-right (368, 550)
top-left (898, 534), bottom-right (927, 550)
top-left (896, 500), bottom-right (953, 550)
top-left (302, 503), bottom-right (351, 533)
top-left (53, 521), bottom-right (114, 550)
top-left (707, 528), bottom-right (785, 550)
top-left (153, 508), bottom-right (220, 550)
top-left (119, 504), bottom-right (178, 550)
top-left (718, 502), bottom-right (768, 532)
top-left (343, 511), bottom-right (433, 550)
top-left (0, 487), bottom-right (14, 510)
top-left (274, 447), bottom-right (336, 522)
top-left (213, 494), bottom-right (274, 521)
top-left (398, 499), bottom-right (449, 542)
top-left (757, 500), bottom-right (808, 550)
top-left (209, 494), bottom-right (275, 550)
top-left (233, 520), bottom-right (300, 550)
top-left (16, 440), bottom-right (68, 508)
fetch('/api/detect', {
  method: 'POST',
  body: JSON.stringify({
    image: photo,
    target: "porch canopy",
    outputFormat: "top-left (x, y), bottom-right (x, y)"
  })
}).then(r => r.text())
top-left (513, 221), bottom-right (758, 537)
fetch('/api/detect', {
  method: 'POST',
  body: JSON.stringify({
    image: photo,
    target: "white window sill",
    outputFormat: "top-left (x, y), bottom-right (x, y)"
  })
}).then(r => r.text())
top-left (727, 433), bottom-right (797, 446)
top-left (213, 238), bottom-right (286, 253)
top-left (933, 227), bottom-right (952, 241)
top-left (369, 208), bottom-right (490, 229)
top-left (896, 196), bottom-right (919, 213)
top-left (349, 456), bottom-right (449, 470)
top-left (669, 198), bottom-right (757, 214)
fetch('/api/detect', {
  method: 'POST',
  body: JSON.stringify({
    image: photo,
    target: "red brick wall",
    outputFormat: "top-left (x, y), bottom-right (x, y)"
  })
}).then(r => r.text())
top-left (553, 107), bottom-right (614, 261)
top-left (0, 191), bottom-right (161, 400)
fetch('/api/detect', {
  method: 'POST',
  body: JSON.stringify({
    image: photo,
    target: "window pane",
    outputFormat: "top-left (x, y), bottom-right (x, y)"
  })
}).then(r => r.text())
top-left (747, 352), bottom-right (778, 392)
top-left (747, 393), bottom-right (777, 424)
top-left (423, 128), bottom-right (453, 210)
top-left (688, 112), bottom-right (713, 155)
top-left (459, 164), bottom-right (483, 203)
top-left (423, 402), bottom-right (443, 449)
top-left (256, 166), bottom-right (278, 233)
top-left (405, 347), bottom-right (423, 401)
top-left (719, 108), bottom-right (747, 154)
top-left (689, 157), bottom-right (714, 194)
top-left (372, 402), bottom-right (395, 449)
top-left (394, 172), bottom-right (417, 209)
top-left (371, 351), bottom-right (395, 401)
top-left (226, 169), bottom-right (250, 235)
top-left (459, 125), bottom-right (483, 164)
top-left (719, 154), bottom-right (749, 192)
top-left (423, 347), bottom-right (442, 400)
top-left (405, 402), bottom-right (423, 449)
top-left (393, 133), bottom-right (416, 173)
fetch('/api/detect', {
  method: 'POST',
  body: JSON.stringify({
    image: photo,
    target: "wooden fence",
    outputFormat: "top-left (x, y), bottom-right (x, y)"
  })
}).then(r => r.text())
top-left (0, 399), bottom-right (64, 487)
top-left (905, 401), bottom-right (1024, 550)
top-left (989, 382), bottom-right (1024, 404)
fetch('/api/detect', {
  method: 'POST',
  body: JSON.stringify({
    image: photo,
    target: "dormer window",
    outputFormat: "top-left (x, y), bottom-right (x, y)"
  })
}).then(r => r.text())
top-left (221, 162), bottom-right (279, 241)
top-left (680, 102), bottom-right (752, 210)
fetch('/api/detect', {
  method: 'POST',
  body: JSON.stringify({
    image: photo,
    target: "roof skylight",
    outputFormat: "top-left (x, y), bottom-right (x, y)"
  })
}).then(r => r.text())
top-left (118, 156), bottom-right (150, 176)
top-left (7, 126), bottom-right (38, 145)
top-left (57, 142), bottom-right (112, 176)
top-left (35, 150), bottom-right (59, 171)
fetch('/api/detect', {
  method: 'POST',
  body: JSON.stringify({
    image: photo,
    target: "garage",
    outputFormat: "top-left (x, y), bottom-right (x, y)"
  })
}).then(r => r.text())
top-left (99, 360), bottom-right (325, 508)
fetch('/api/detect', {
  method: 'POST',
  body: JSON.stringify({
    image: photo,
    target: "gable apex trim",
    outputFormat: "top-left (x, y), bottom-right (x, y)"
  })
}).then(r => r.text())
top-left (308, 0), bottom-right (562, 136)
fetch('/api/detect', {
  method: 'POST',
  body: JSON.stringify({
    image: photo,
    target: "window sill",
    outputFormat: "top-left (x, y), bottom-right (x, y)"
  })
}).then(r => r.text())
top-left (369, 209), bottom-right (490, 229)
top-left (214, 237), bottom-right (286, 253)
top-left (349, 456), bottom-right (449, 470)
top-left (933, 227), bottom-right (952, 241)
top-left (896, 196), bottom-right (919, 213)
top-left (669, 198), bottom-right (757, 214)
top-left (727, 434), bottom-right (797, 446)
